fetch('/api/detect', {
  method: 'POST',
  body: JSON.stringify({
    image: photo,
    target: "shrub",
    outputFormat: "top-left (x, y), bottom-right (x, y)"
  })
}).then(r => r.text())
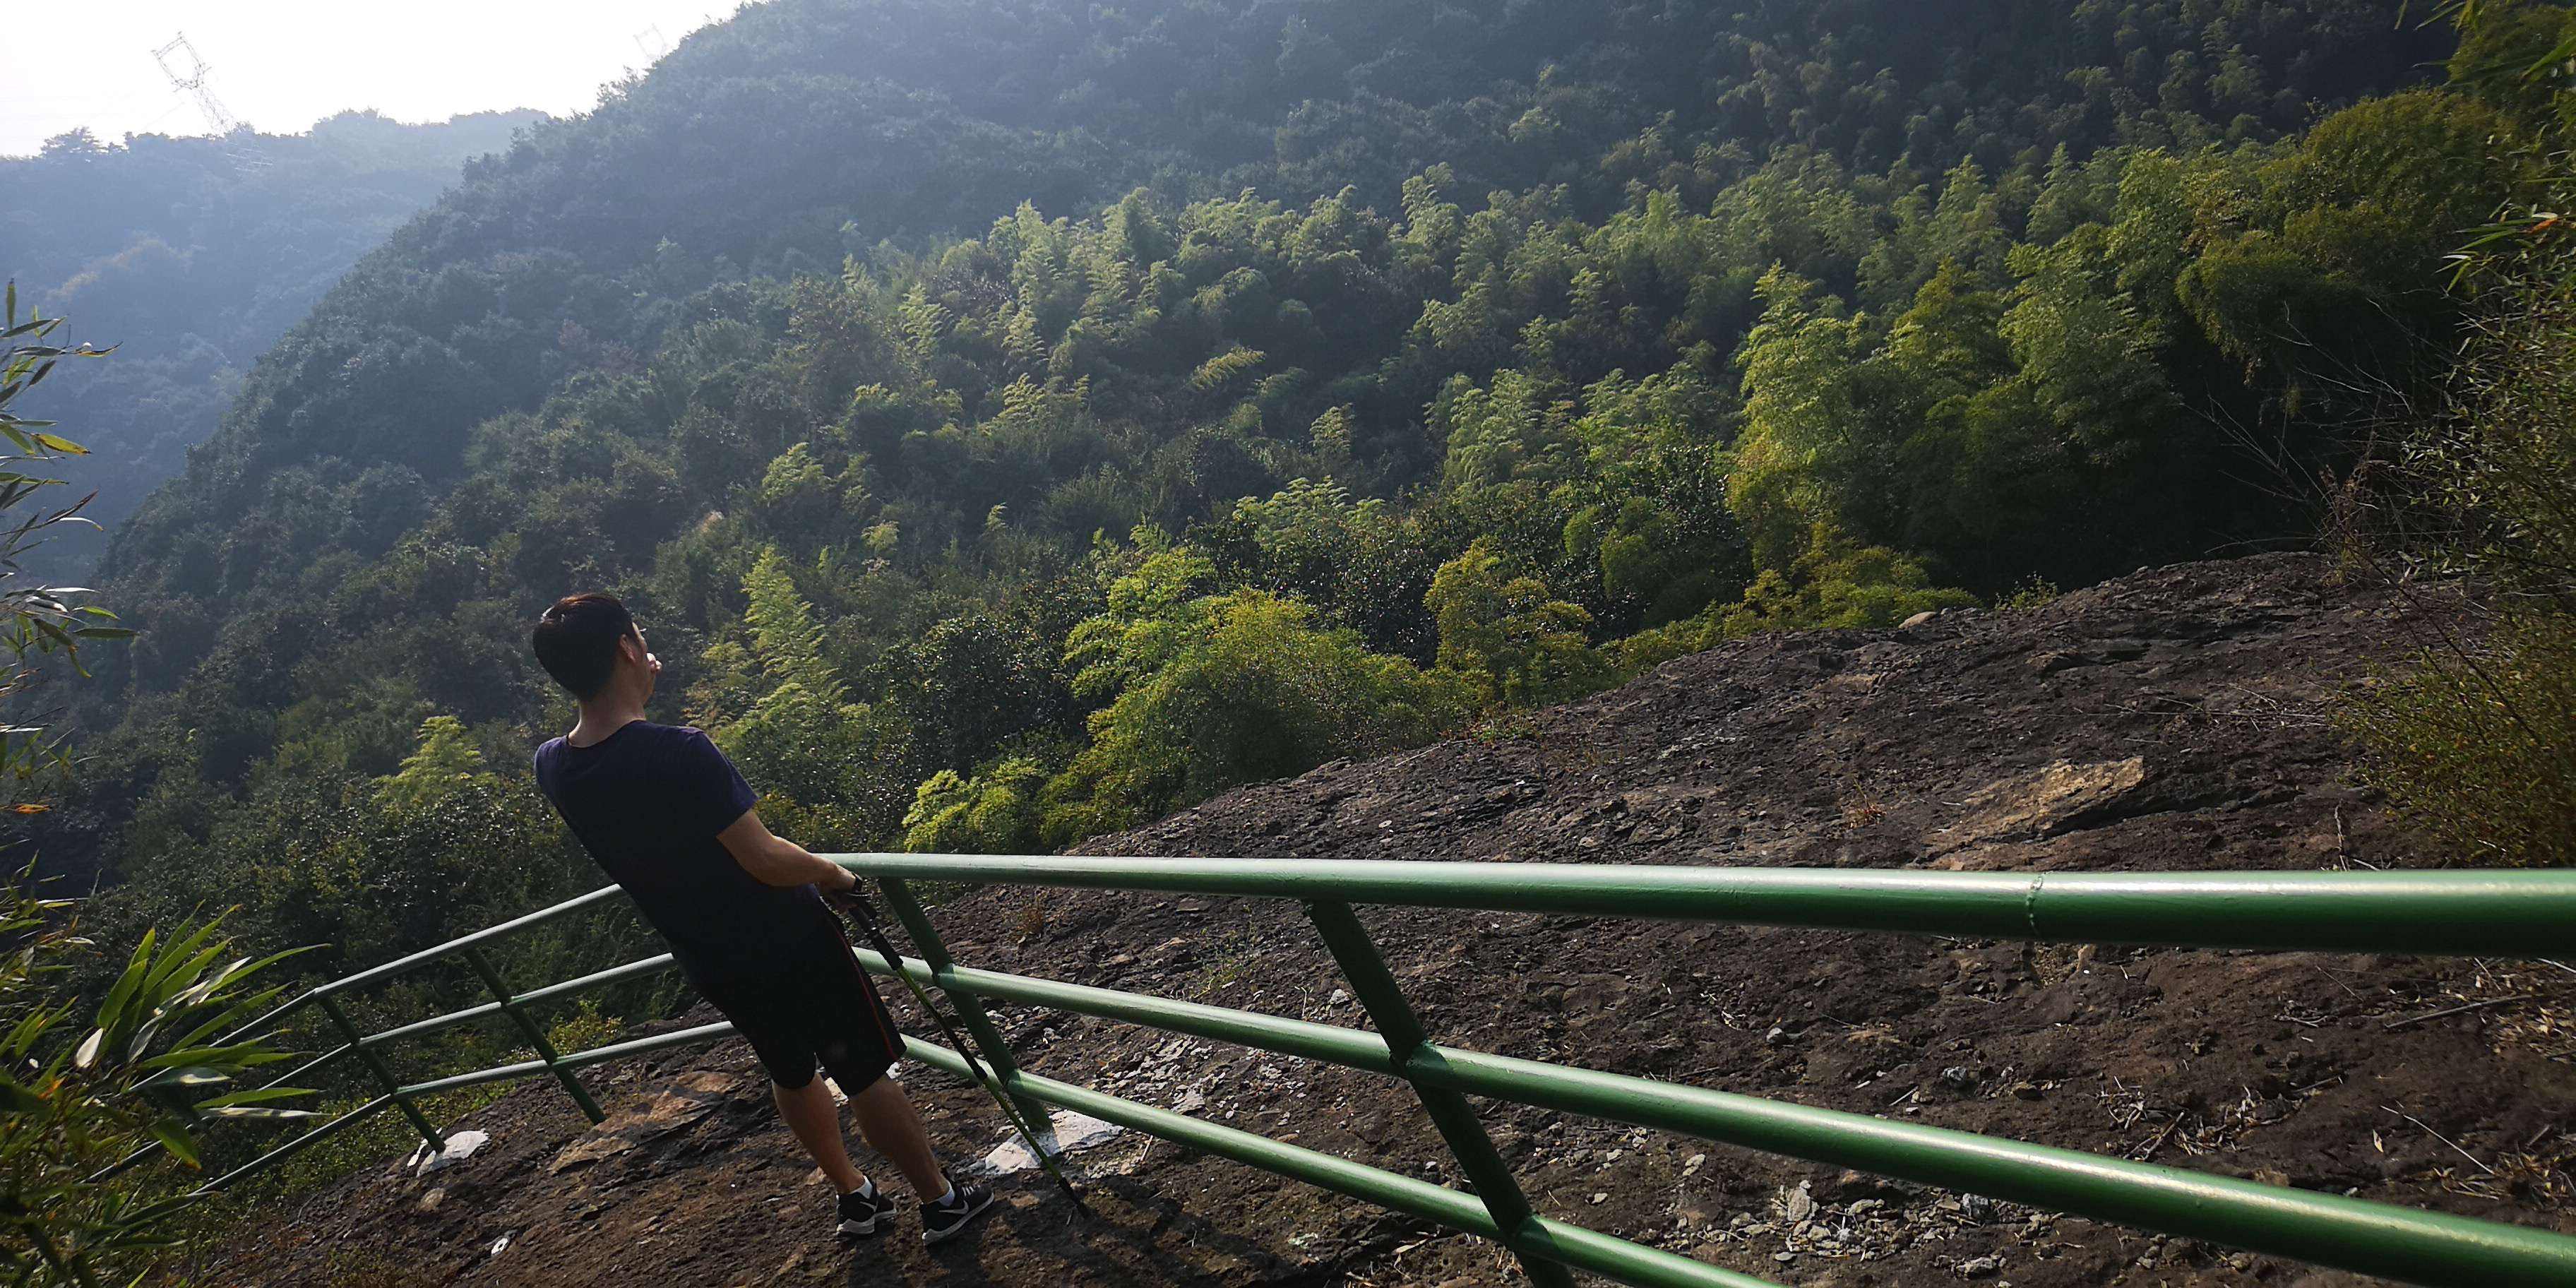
top-left (2345, 619), bottom-right (2576, 866)
top-left (1618, 524), bottom-right (1975, 669)
top-left (1426, 539), bottom-right (1614, 708)
top-left (902, 757), bottom-right (1051, 854)
top-left (2344, 205), bottom-right (2576, 866)
top-left (1042, 578), bottom-right (1469, 844)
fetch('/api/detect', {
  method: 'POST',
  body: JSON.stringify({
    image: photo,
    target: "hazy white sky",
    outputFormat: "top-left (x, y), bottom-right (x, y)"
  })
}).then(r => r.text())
top-left (3, 2), bottom-right (753, 156)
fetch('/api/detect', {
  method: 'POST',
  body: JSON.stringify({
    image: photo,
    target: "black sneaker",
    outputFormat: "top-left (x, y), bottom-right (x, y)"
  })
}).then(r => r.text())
top-left (835, 1183), bottom-right (890, 1236)
top-left (919, 1173), bottom-right (995, 1245)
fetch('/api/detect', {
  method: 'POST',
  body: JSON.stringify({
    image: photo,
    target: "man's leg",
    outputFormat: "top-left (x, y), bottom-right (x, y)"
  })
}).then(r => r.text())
top-left (773, 1077), bottom-right (868, 1195)
top-left (848, 1076), bottom-right (948, 1198)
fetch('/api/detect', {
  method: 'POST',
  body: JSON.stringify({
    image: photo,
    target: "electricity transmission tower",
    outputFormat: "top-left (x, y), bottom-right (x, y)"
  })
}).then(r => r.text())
top-left (634, 25), bottom-right (671, 59)
top-left (151, 34), bottom-right (242, 136)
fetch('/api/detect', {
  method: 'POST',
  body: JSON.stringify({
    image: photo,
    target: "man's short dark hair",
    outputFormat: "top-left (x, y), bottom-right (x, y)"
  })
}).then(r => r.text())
top-left (532, 592), bottom-right (636, 699)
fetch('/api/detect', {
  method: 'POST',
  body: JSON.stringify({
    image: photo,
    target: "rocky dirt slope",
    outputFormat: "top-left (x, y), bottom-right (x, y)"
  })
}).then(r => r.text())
top-left (186, 554), bottom-right (2576, 1287)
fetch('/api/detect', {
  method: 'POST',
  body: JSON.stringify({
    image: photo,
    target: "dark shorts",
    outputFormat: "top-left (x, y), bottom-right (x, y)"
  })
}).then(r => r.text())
top-left (688, 924), bottom-right (903, 1094)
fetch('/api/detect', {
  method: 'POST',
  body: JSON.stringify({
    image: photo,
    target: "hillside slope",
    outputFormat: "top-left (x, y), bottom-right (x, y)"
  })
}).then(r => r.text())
top-left (55, 0), bottom-right (2510, 1013)
top-left (64, 0), bottom-right (2462, 878)
top-left (182, 555), bottom-right (2575, 1287)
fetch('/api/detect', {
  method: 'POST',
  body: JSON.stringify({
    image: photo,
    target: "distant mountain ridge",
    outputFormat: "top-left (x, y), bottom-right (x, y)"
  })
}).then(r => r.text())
top-left (1, 107), bottom-right (545, 575)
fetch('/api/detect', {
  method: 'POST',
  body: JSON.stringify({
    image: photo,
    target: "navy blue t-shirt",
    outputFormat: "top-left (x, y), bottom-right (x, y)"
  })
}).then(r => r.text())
top-left (533, 721), bottom-right (836, 980)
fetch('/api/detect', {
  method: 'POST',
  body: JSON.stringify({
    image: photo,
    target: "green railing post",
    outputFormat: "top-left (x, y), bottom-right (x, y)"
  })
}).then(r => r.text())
top-left (876, 878), bottom-right (1054, 1135)
top-left (463, 947), bottom-right (606, 1125)
top-left (316, 994), bottom-right (443, 1150)
top-left (1306, 900), bottom-right (1579, 1288)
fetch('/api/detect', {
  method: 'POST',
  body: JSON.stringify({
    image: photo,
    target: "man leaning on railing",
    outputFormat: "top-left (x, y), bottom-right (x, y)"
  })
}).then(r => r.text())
top-left (528, 592), bottom-right (1001, 1246)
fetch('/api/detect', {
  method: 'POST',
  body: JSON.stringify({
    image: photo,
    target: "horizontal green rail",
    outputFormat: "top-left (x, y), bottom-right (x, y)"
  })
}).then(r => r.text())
top-left (395, 1020), bottom-right (736, 1099)
top-left (842, 943), bottom-right (2576, 1286)
top-left (136, 854), bottom-right (2576, 1288)
top-left (825, 853), bottom-right (2576, 956)
top-left (311, 885), bottom-right (634, 999)
top-left (172, 885), bottom-right (645, 1069)
top-left (183, 1022), bottom-right (734, 1195)
top-left (359, 953), bottom-right (678, 1051)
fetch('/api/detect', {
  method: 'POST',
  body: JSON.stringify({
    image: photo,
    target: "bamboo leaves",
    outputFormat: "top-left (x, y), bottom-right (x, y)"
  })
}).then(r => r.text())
top-left (0, 863), bottom-right (314, 1284)
top-left (0, 286), bottom-right (128, 809)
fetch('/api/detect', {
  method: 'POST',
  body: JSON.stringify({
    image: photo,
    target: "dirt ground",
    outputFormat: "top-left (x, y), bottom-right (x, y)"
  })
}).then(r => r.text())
top-left (184, 554), bottom-right (2576, 1287)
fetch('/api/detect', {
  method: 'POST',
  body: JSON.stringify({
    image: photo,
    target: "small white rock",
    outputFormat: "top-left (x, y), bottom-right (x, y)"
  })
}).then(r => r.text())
top-left (1783, 1181), bottom-right (1815, 1224)
top-left (410, 1129), bottom-right (491, 1176)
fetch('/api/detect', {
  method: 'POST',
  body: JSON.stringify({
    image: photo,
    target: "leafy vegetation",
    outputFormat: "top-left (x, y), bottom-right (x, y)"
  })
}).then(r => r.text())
top-left (1049, 542), bottom-right (1470, 840)
top-left (2342, 0), bottom-right (2576, 866)
top-left (0, 873), bottom-right (314, 1284)
top-left (8, 0), bottom-right (2562, 1083)
top-left (0, 299), bottom-right (317, 1284)
top-left (1, 286), bottom-right (124, 801)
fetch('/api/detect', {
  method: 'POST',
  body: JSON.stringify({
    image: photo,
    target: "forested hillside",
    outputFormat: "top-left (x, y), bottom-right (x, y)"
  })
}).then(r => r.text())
top-left (39, 0), bottom-right (2549, 982)
top-left (0, 108), bottom-right (543, 576)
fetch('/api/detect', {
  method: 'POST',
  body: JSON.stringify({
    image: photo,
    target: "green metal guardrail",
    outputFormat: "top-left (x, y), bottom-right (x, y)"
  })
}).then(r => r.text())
top-left (115, 857), bottom-right (2576, 1288)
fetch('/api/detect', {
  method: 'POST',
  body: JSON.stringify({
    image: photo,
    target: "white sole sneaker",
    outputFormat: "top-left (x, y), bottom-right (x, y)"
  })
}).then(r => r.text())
top-left (836, 1189), bottom-right (888, 1237)
top-left (921, 1188), bottom-right (996, 1244)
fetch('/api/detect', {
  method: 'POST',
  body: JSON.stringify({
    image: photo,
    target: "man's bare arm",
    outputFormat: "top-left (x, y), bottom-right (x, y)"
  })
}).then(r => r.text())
top-left (717, 809), bottom-right (859, 891)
